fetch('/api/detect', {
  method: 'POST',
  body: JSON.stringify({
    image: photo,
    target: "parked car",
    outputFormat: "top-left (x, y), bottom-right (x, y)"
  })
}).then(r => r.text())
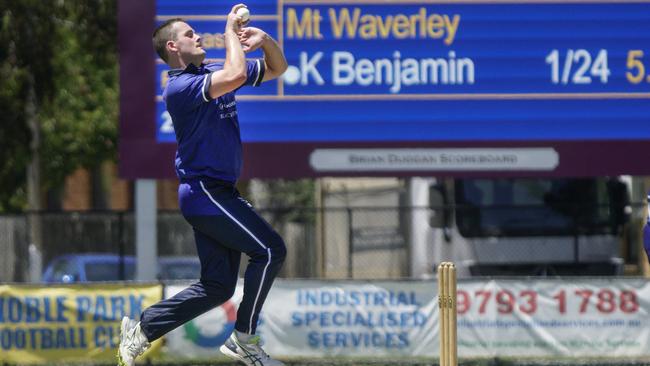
top-left (158, 256), bottom-right (202, 281)
top-left (42, 253), bottom-right (200, 283)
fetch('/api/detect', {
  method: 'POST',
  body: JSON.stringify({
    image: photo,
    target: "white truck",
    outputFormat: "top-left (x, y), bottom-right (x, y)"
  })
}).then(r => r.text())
top-left (427, 177), bottom-right (634, 277)
top-left (318, 177), bottom-right (644, 278)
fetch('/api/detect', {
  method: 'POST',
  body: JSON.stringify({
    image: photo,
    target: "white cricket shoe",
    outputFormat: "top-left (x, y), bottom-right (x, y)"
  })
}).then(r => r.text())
top-left (220, 332), bottom-right (285, 366)
top-left (117, 316), bottom-right (151, 366)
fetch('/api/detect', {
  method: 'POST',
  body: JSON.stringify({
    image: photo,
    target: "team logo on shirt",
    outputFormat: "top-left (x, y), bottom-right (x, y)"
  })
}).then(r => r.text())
top-left (218, 100), bottom-right (237, 110)
top-left (218, 100), bottom-right (238, 119)
top-left (220, 111), bottom-right (238, 119)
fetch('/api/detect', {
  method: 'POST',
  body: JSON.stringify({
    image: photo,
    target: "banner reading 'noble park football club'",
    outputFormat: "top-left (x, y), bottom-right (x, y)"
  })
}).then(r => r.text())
top-left (0, 284), bottom-right (162, 364)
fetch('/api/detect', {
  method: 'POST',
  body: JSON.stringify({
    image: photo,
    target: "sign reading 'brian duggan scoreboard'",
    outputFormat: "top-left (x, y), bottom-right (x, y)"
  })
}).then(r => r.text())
top-left (126, 0), bottom-right (650, 178)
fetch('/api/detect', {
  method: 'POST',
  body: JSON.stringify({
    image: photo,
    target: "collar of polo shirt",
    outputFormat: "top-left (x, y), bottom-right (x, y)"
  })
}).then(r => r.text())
top-left (169, 63), bottom-right (204, 76)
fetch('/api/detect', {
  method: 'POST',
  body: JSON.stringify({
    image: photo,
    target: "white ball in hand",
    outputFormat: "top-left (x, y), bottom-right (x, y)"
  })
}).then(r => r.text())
top-left (236, 7), bottom-right (250, 23)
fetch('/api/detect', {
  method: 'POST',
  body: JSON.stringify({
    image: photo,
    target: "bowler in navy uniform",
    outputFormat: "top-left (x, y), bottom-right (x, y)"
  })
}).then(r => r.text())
top-left (117, 4), bottom-right (288, 366)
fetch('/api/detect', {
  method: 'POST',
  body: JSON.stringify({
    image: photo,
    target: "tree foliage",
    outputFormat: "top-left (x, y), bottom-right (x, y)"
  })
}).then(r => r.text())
top-left (40, 0), bottom-right (118, 190)
top-left (0, 0), bottom-right (118, 211)
top-left (252, 179), bottom-right (316, 225)
top-left (0, 60), bottom-right (30, 211)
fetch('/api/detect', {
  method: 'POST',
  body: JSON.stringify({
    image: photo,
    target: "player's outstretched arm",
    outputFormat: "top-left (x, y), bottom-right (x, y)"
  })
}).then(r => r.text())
top-left (208, 4), bottom-right (248, 98)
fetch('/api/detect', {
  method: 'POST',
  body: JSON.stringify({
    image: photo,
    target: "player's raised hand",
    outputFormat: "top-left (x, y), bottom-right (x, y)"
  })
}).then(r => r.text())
top-left (226, 3), bottom-right (247, 33)
top-left (238, 27), bottom-right (267, 53)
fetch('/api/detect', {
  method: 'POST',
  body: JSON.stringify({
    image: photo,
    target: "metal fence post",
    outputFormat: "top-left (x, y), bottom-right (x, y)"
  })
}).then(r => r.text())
top-left (118, 211), bottom-right (126, 281)
top-left (347, 207), bottom-right (353, 279)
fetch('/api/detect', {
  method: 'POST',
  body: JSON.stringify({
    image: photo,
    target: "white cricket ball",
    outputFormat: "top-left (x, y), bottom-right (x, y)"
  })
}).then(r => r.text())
top-left (236, 7), bottom-right (250, 23)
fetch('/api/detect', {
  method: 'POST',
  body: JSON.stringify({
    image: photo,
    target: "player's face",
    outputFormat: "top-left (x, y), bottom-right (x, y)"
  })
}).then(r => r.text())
top-left (170, 22), bottom-right (205, 64)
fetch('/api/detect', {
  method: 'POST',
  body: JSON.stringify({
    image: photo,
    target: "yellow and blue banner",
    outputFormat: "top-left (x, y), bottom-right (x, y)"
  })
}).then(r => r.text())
top-left (0, 284), bottom-right (163, 364)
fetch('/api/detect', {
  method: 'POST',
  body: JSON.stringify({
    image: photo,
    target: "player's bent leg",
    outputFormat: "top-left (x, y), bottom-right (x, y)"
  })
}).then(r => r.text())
top-left (190, 183), bottom-right (288, 364)
top-left (117, 316), bottom-right (150, 366)
top-left (235, 231), bottom-right (286, 334)
top-left (220, 331), bottom-right (285, 366)
top-left (138, 279), bottom-right (237, 341)
top-left (187, 187), bottom-right (287, 335)
top-left (137, 229), bottom-right (240, 341)
top-left (223, 226), bottom-right (286, 366)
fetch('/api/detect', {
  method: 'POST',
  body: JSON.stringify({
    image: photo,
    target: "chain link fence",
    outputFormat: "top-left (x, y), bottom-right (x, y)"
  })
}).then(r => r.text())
top-left (0, 203), bottom-right (643, 283)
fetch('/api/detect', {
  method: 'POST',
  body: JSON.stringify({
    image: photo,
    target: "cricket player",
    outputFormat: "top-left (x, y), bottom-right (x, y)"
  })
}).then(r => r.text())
top-left (117, 4), bottom-right (288, 366)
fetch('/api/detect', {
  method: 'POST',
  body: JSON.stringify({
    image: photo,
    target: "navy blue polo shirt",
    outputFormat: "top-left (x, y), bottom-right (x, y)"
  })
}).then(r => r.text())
top-left (164, 60), bottom-right (265, 184)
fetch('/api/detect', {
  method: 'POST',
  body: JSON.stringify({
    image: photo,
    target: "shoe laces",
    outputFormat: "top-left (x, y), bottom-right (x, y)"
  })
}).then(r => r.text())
top-left (243, 335), bottom-right (270, 360)
top-left (126, 326), bottom-right (149, 356)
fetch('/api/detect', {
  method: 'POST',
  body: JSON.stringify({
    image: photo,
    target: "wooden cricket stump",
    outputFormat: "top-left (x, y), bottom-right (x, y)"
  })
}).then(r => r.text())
top-left (438, 262), bottom-right (457, 366)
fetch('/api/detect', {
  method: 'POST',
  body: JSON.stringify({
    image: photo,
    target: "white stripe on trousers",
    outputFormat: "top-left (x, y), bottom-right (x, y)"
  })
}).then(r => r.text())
top-left (199, 181), bottom-right (271, 333)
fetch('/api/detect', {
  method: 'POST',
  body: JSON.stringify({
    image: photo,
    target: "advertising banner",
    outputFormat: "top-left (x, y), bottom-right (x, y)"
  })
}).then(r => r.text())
top-left (165, 279), bottom-right (650, 358)
top-left (165, 281), bottom-right (436, 357)
top-left (456, 278), bottom-right (650, 357)
top-left (260, 280), bottom-right (436, 356)
top-left (0, 284), bottom-right (163, 364)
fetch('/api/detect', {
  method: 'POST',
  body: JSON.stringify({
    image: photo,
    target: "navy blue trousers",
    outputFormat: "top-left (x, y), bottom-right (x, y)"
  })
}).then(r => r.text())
top-left (140, 180), bottom-right (286, 341)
